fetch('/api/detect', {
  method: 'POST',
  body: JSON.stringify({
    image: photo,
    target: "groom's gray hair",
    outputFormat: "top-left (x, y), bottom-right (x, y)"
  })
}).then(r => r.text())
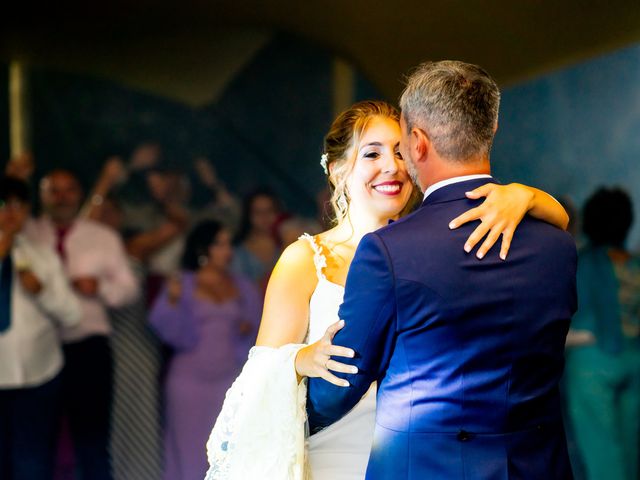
top-left (400, 60), bottom-right (500, 162)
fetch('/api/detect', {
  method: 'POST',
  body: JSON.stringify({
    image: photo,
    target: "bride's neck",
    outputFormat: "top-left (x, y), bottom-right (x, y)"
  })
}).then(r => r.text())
top-left (332, 207), bottom-right (393, 247)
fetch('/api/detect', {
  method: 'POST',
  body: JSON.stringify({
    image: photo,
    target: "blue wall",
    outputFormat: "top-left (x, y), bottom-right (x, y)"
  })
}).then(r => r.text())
top-left (210, 33), bottom-right (381, 214)
top-left (28, 67), bottom-right (201, 188)
top-left (492, 44), bottom-right (640, 248)
top-left (209, 34), bottom-right (334, 214)
top-left (11, 39), bottom-right (639, 239)
top-left (3, 34), bottom-right (380, 218)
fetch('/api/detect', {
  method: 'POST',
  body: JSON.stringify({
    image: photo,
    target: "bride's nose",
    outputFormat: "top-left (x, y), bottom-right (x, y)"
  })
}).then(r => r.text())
top-left (381, 152), bottom-right (399, 174)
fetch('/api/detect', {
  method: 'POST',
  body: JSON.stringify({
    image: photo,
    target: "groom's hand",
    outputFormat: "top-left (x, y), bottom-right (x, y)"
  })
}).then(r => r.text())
top-left (295, 320), bottom-right (357, 387)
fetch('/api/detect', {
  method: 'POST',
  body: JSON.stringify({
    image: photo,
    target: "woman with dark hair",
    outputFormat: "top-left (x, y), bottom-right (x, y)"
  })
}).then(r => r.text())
top-left (149, 220), bottom-right (261, 480)
top-left (231, 188), bottom-right (282, 289)
top-left (566, 187), bottom-right (640, 480)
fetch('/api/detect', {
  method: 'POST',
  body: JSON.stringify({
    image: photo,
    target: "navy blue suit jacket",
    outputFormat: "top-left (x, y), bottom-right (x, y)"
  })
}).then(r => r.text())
top-left (307, 178), bottom-right (577, 479)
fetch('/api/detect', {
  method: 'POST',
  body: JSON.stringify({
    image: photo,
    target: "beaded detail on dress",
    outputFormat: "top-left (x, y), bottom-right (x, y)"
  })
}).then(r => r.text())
top-left (299, 233), bottom-right (327, 281)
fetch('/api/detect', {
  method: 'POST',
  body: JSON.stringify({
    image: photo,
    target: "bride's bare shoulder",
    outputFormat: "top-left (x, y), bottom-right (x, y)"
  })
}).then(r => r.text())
top-left (257, 236), bottom-right (323, 346)
top-left (278, 235), bottom-right (319, 267)
top-left (266, 236), bottom-right (322, 291)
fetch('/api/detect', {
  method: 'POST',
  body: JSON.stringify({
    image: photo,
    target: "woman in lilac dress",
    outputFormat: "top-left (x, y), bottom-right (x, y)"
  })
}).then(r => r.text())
top-left (150, 220), bottom-right (261, 480)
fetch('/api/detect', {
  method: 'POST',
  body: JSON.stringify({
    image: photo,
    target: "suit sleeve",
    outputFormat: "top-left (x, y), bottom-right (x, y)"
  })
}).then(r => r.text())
top-left (306, 232), bottom-right (396, 433)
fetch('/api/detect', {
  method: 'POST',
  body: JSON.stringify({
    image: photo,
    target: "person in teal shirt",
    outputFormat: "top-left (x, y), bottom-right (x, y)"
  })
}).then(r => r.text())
top-left (566, 187), bottom-right (640, 480)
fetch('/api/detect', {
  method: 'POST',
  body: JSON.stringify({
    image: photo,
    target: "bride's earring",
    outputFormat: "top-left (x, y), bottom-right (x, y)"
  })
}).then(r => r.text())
top-left (337, 193), bottom-right (348, 213)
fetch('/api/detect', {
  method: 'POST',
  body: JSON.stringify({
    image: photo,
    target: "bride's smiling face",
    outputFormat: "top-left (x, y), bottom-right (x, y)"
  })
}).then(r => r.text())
top-left (345, 116), bottom-right (413, 220)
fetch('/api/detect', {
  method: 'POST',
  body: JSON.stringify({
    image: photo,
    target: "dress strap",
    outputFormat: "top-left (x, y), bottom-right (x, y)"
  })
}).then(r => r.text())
top-left (298, 233), bottom-right (327, 281)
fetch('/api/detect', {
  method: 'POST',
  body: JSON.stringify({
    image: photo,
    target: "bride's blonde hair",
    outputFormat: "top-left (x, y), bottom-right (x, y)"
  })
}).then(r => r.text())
top-left (322, 100), bottom-right (419, 225)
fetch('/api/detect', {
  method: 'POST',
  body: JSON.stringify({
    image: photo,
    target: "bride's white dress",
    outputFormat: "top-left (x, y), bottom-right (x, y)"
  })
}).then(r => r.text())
top-left (205, 234), bottom-right (376, 479)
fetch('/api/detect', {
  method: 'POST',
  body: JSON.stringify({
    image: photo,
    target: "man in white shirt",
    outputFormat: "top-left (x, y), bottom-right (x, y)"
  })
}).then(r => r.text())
top-left (0, 175), bottom-right (82, 479)
top-left (25, 170), bottom-right (139, 480)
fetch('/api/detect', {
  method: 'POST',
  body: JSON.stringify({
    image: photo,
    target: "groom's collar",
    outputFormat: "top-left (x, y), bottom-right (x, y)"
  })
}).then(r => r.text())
top-left (421, 175), bottom-right (498, 207)
top-left (422, 174), bottom-right (493, 200)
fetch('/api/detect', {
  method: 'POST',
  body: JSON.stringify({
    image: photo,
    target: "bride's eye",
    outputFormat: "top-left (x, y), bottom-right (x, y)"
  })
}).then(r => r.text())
top-left (364, 151), bottom-right (380, 159)
top-left (395, 150), bottom-right (404, 160)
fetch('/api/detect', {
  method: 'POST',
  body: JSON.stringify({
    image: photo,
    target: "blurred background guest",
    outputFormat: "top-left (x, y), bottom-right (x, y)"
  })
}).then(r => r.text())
top-left (138, 166), bottom-right (191, 277)
top-left (188, 157), bottom-right (241, 231)
top-left (0, 176), bottom-right (81, 480)
top-left (231, 188), bottom-right (283, 291)
top-left (277, 215), bottom-right (321, 248)
top-left (4, 152), bottom-right (35, 184)
top-left (565, 187), bottom-right (640, 480)
top-left (85, 191), bottom-right (164, 480)
top-left (25, 169), bottom-right (139, 480)
top-left (86, 145), bottom-right (191, 282)
top-left (150, 220), bottom-right (261, 480)
top-left (82, 153), bottom-right (189, 303)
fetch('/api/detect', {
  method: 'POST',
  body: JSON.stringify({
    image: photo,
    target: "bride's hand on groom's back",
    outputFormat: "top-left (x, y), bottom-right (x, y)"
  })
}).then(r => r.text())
top-left (295, 320), bottom-right (357, 387)
top-left (448, 183), bottom-right (535, 261)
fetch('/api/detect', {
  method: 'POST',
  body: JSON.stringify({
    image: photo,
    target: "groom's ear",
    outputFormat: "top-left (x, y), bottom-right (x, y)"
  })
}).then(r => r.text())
top-left (411, 127), bottom-right (430, 163)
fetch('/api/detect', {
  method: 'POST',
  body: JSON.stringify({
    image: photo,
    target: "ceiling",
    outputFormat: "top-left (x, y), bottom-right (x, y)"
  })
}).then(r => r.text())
top-left (3, 0), bottom-right (640, 106)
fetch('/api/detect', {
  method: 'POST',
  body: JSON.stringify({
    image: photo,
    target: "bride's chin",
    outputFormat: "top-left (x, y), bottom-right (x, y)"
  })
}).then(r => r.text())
top-left (372, 205), bottom-right (404, 219)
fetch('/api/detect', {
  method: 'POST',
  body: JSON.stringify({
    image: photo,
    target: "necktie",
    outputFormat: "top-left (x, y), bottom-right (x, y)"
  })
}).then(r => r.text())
top-left (56, 227), bottom-right (70, 261)
top-left (0, 254), bottom-right (13, 333)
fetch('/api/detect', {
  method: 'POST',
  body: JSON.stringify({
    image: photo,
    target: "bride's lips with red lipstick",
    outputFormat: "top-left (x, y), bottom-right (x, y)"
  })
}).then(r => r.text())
top-left (372, 181), bottom-right (404, 196)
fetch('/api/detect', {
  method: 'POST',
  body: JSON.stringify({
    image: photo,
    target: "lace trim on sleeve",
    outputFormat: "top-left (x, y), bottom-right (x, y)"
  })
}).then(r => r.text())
top-left (205, 344), bottom-right (310, 480)
top-left (298, 233), bottom-right (327, 281)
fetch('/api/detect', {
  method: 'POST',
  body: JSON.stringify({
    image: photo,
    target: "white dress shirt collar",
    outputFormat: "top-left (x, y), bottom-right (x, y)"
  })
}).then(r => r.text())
top-left (423, 174), bottom-right (493, 200)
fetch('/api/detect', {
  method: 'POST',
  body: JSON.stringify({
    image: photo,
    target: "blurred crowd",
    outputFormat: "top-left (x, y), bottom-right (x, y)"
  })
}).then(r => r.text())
top-left (0, 145), bottom-right (639, 480)
top-left (0, 144), bottom-right (322, 480)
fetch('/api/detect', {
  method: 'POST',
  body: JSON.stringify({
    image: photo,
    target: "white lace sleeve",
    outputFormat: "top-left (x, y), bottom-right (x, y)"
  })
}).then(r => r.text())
top-left (205, 344), bottom-right (310, 480)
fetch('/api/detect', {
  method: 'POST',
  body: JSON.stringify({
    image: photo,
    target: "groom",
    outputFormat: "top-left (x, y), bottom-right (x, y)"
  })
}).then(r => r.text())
top-left (306, 60), bottom-right (577, 479)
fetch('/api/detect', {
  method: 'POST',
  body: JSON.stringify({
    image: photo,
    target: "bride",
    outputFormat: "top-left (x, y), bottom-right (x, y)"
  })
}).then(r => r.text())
top-left (205, 100), bottom-right (568, 479)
